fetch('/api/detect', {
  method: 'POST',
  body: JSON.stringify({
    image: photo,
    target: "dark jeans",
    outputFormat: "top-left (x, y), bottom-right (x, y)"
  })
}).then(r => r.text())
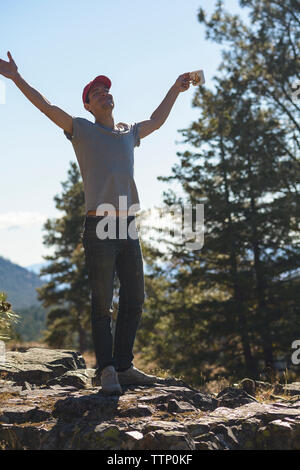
top-left (82, 215), bottom-right (145, 374)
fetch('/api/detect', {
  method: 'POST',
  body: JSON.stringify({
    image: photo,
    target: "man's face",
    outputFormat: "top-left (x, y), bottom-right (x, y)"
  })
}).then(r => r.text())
top-left (84, 82), bottom-right (114, 114)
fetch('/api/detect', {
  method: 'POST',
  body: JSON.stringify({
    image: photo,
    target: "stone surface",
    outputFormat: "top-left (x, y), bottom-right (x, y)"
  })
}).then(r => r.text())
top-left (167, 399), bottom-right (196, 413)
top-left (240, 378), bottom-right (256, 396)
top-left (216, 387), bottom-right (258, 408)
top-left (1, 348), bottom-right (300, 450)
top-left (0, 404), bottom-right (51, 424)
top-left (0, 348), bottom-right (86, 385)
top-left (275, 383), bottom-right (300, 396)
top-left (46, 368), bottom-right (95, 389)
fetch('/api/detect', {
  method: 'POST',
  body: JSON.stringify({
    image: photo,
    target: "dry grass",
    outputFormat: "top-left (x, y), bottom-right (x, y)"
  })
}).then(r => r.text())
top-left (255, 386), bottom-right (277, 403)
top-left (203, 377), bottom-right (231, 395)
top-left (133, 352), bottom-right (170, 376)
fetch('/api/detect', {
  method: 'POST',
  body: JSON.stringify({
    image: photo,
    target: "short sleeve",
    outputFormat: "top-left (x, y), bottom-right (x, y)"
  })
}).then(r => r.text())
top-left (131, 122), bottom-right (141, 148)
top-left (63, 117), bottom-right (90, 142)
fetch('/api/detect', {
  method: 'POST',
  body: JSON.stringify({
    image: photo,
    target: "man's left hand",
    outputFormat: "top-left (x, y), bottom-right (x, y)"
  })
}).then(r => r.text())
top-left (174, 73), bottom-right (191, 93)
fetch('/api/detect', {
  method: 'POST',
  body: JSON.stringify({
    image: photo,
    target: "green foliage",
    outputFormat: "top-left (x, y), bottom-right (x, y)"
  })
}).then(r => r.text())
top-left (136, 0), bottom-right (300, 382)
top-left (14, 304), bottom-right (47, 342)
top-left (0, 292), bottom-right (20, 341)
top-left (37, 162), bottom-right (93, 352)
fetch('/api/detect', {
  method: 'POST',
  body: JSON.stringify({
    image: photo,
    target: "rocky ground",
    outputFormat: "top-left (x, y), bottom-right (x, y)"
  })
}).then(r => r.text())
top-left (1, 347), bottom-right (300, 450)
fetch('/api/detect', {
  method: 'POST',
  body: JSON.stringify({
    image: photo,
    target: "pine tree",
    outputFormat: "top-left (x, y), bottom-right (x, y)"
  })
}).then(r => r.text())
top-left (137, 0), bottom-right (300, 382)
top-left (36, 162), bottom-right (91, 351)
top-left (0, 292), bottom-right (19, 341)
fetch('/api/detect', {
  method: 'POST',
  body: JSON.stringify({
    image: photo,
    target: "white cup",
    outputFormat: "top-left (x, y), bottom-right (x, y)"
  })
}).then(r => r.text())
top-left (189, 70), bottom-right (205, 86)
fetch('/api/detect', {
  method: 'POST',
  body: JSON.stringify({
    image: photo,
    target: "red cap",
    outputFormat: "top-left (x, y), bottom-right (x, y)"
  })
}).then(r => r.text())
top-left (82, 75), bottom-right (112, 104)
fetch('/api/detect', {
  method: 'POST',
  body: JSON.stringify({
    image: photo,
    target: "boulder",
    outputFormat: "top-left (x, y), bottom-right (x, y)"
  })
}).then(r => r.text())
top-left (46, 368), bottom-right (95, 389)
top-left (0, 348), bottom-right (86, 385)
top-left (216, 386), bottom-right (258, 408)
top-left (167, 399), bottom-right (196, 413)
top-left (1, 348), bottom-right (300, 450)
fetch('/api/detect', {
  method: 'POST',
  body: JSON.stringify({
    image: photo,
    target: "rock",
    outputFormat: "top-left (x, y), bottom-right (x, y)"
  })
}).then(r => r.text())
top-left (194, 432), bottom-right (224, 450)
top-left (58, 422), bottom-right (124, 450)
top-left (156, 403), bottom-right (168, 411)
top-left (256, 419), bottom-right (294, 450)
top-left (213, 424), bottom-right (239, 449)
top-left (167, 399), bottom-right (196, 413)
top-left (53, 393), bottom-right (120, 421)
top-left (154, 376), bottom-right (195, 389)
top-left (139, 430), bottom-right (195, 450)
top-left (0, 348), bottom-right (86, 385)
top-left (274, 382), bottom-right (300, 396)
top-left (185, 422), bottom-right (210, 437)
top-left (22, 381), bottom-right (32, 391)
top-left (142, 420), bottom-right (186, 434)
top-left (122, 431), bottom-right (144, 450)
top-left (0, 405), bottom-right (51, 424)
top-left (119, 404), bottom-right (153, 418)
top-left (0, 422), bottom-right (57, 450)
top-left (192, 392), bottom-right (218, 411)
top-left (255, 380), bottom-right (274, 391)
top-left (138, 392), bottom-right (174, 404)
top-left (46, 369), bottom-right (95, 389)
top-left (1, 348), bottom-right (300, 449)
top-left (81, 423), bottom-right (123, 450)
top-left (254, 381), bottom-right (300, 398)
top-left (240, 378), bottom-right (256, 397)
top-left (0, 384), bottom-right (23, 395)
top-left (216, 387), bottom-right (258, 408)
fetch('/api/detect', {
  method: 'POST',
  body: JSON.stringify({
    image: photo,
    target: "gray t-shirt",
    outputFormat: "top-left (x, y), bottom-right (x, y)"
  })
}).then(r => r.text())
top-left (64, 117), bottom-right (141, 214)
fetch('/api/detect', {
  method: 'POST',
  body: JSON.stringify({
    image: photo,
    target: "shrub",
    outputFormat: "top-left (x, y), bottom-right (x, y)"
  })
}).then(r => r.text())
top-left (0, 292), bottom-right (19, 340)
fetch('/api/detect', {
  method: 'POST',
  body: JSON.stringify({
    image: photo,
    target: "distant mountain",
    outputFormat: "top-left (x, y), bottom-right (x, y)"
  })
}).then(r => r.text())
top-left (0, 255), bottom-right (43, 310)
top-left (25, 262), bottom-right (51, 281)
top-left (25, 262), bottom-right (48, 275)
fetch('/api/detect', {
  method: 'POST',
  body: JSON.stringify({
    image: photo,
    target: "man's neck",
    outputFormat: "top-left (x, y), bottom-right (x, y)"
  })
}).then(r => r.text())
top-left (94, 113), bottom-right (115, 130)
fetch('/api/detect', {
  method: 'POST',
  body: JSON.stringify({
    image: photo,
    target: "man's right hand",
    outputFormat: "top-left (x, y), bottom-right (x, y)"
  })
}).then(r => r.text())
top-left (0, 51), bottom-right (18, 80)
top-left (0, 51), bottom-right (73, 135)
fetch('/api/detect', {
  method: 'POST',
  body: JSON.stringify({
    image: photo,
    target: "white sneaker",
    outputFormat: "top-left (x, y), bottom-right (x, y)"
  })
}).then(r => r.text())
top-left (100, 365), bottom-right (123, 395)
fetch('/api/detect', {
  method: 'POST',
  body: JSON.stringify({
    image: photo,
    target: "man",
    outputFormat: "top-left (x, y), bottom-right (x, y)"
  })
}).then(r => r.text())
top-left (0, 51), bottom-right (191, 394)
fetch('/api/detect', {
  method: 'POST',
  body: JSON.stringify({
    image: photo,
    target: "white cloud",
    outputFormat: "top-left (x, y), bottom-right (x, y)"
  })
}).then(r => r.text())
top-left (0, 212), bottom-right (48, 230)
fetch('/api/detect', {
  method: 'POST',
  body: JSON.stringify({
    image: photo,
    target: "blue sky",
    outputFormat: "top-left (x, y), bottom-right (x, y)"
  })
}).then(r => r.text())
top-left (0, 0), bottom-right (248, 267)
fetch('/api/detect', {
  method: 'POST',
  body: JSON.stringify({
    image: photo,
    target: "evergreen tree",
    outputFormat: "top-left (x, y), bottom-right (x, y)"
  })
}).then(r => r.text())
top-left (137, 0), bottom-right (300, 381)
top-left (36, 162), bottom-right (92, 351)
top-left (0, 292), bottom-right (19, 341)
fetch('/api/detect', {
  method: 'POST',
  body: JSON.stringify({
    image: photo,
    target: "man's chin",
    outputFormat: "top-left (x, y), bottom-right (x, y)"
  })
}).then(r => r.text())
top-left (103, 103), bottom-right (114, 109)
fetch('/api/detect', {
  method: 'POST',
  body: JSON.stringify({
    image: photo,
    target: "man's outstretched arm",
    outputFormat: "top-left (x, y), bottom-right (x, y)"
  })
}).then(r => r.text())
top-left (137, 73), bottom-right (191, 139)
top-left (0, 51), bottom-right (73, 135)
